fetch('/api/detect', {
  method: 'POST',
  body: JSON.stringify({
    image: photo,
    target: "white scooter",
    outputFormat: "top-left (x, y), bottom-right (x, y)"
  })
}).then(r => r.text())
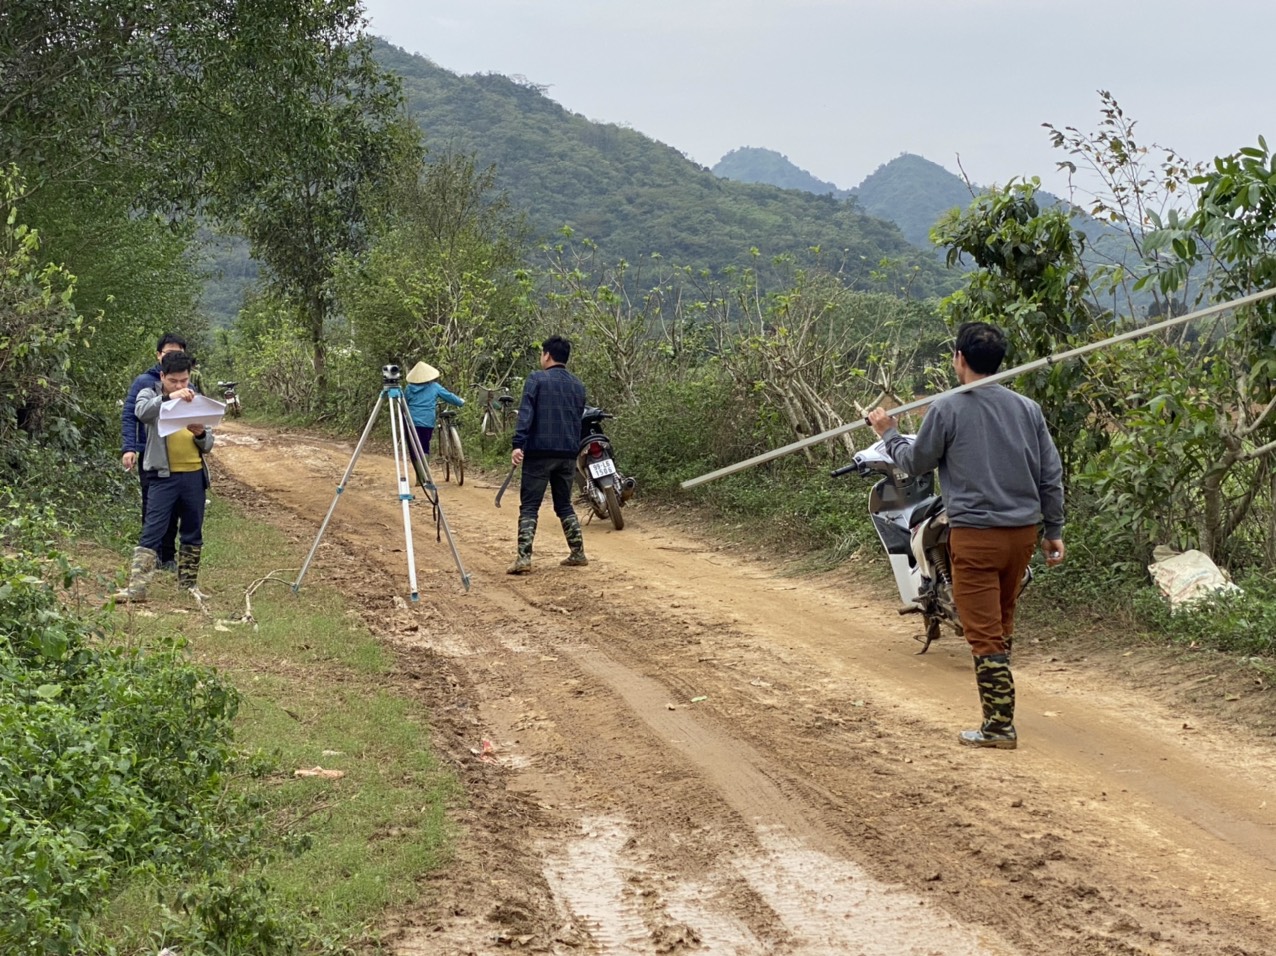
top-left (833, 436), bottom-right (1030, 653)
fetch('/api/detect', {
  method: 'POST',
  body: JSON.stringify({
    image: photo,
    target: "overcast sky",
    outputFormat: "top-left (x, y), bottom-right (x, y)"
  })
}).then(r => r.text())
top-left (360, 0), bottom-right (1272, 199)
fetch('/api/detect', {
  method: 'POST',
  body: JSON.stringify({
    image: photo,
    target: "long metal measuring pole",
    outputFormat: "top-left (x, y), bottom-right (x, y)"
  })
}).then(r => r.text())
top-left (680, 286), bottom-right (1276, 490)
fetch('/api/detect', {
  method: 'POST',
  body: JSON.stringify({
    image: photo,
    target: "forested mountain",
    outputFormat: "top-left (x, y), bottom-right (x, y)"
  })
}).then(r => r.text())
top-left (372, 41), bottom-right (954, 296)
top-left (710, 149), bottom-right (969, 248)
top-left (713, 148), bottom-right (1156, 313)
top-left (712, 147), bottom-right (852, 199)
top-left (851, 154), bottom-right (979, 248)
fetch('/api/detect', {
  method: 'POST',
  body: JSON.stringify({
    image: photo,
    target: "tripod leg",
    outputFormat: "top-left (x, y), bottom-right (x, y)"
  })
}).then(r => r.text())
top-left (398, 401), bottom-right (472, 593)
top-left (294, 391), bottom-right (386, 592)
top-left (388, 393), bottom-right (421, 602)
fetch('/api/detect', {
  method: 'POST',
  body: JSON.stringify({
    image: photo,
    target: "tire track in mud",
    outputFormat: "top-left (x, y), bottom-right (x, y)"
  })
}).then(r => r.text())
top-left (211, 424), bottom-right (1276, 955)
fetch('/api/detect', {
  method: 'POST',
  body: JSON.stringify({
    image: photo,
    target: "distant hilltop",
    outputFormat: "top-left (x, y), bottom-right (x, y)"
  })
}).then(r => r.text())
top-left (712, 148), bottom-right (991, 248)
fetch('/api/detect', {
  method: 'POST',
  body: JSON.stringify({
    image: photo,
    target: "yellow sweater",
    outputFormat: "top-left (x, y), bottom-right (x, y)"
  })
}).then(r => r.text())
top-left (165, 429), bottom-right (204, 472)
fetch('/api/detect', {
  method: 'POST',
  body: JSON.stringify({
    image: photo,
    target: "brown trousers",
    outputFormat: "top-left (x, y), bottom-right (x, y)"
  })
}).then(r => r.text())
top-left (948, 525), bottom-right (1038, 657)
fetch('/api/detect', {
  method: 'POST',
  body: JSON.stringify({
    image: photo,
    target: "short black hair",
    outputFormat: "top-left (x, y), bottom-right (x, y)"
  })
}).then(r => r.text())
top-left (954, 322), bottom-right (1007, 374)
top-left (160, 351), bottom-right (195, 375)
top-left (542, 335), bottom-right (571, 364)
top-left (157, 332), bottom-right (188, 352)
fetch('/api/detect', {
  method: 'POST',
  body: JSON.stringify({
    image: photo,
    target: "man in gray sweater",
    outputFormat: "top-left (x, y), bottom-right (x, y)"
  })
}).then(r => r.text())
top-left (867, 322), bottom-right (1065, 749)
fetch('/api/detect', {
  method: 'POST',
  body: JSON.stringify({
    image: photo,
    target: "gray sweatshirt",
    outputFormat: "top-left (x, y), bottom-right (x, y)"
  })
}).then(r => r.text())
top-left (881, 383), bottom-right (1064, 538)
top-left (136, 387), bottom-right (215, 477)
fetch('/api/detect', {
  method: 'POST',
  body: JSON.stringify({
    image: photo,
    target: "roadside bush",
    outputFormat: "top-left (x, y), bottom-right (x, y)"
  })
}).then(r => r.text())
top-left (608, 371), bottom-right (735, 494)
top-left (0, 501), bottom-right (313, 955)
top-left (0, 441), bottom-right (138, 547)
top-left (1131, 574), bottom-right (1276, 657)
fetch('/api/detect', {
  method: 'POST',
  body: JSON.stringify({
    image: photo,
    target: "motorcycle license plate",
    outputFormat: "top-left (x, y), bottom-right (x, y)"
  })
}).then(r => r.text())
top-left (588, 459), bottom-right (617, 480)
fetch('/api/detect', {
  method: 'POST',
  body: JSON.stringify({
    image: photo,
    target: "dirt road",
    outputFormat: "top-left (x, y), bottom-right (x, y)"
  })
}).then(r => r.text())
top-left (211, 422), bottom-right (1276, 955)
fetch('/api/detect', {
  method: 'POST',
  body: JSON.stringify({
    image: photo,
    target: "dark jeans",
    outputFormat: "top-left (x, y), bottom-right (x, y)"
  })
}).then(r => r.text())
top-left (140, 470), bottom-right (206, 554)
top-left (139, 466), bottom-right (179, 564)
top-left (519, 455), bottom-right (577, 521)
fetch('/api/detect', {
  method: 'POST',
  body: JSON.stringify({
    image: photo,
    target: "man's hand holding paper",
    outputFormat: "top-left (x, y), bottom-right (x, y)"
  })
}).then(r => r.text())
top-left (158, 393), bottom-right (226, 437)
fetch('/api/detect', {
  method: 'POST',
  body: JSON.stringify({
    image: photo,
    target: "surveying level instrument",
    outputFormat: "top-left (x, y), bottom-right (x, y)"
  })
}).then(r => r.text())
top-left (294, 364), bottom-right (471, 599)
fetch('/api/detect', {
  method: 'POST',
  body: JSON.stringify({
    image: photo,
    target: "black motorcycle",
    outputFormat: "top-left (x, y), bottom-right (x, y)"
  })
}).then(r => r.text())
top-left (575, 407), bottom-right (636, 531)
top-left (217, 381), bottom-right (242, 418)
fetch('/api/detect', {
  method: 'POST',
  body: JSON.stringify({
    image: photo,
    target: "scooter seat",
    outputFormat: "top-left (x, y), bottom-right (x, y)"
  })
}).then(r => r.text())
top-left (907, 496), bottom-right (944, 529)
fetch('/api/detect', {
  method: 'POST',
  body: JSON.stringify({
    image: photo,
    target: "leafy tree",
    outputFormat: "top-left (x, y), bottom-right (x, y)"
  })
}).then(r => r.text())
top-left (330, 153), bottom-right (534, 415)
top-left (20, 181), bottom-right (206, 433)
top-left (0, 169), bottom-right (89, 447)
top-left (535, 235), bottom-right (713, 409)
top-left (1136, 137), bottom-right (1276, 561)
top-left (931, 179), bottom-right (1105, 477)
top-left (219, 291), bottom-right (321, 417)
top-left (1036, 100), bottom-right (1276, 566)
top-left (206, 24), bottom-right (419, 396)
top-left (1044, 91), bottom-right (1207, 319)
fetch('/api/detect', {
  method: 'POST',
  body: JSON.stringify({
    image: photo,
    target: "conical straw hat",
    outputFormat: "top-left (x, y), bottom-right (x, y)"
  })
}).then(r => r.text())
top-left (406, 361), bottom-right (440, 384)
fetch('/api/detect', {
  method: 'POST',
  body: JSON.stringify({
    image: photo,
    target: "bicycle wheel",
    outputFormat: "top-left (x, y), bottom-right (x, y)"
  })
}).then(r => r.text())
top-left (440, 428), bottom-right (453, 483)
top-left (479, 411), bottom-right (493, 450)
top-left (449, 426), bottom-right (465, 486)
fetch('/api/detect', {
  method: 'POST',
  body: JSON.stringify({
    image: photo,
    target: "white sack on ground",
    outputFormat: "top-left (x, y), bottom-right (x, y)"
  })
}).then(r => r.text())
top-left (1148, 548), bottom-right (1242, 611)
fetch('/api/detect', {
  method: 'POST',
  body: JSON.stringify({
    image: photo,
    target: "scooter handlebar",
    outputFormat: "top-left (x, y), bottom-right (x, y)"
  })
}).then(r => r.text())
top-left (830, 463), bottom-right (859, 478)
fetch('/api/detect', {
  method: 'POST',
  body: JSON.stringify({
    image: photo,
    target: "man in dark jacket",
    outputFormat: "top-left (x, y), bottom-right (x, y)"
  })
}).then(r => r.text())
top-left (122, 333), bottom-right (187, 571)
top-left (868, 322), bottom-right (1065, 750)
top-left (508, 335), bottom-right (588, 574)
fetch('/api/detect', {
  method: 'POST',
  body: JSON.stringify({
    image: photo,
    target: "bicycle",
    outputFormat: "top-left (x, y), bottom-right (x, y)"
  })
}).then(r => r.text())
top-left (475, 384), bottom-right (517, 449)
top-left (435, 407), bottom-right (465, 486)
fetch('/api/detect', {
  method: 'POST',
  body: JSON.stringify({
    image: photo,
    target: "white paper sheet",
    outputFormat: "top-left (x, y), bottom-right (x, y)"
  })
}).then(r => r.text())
top-left (158, 394), bottom-right (226, 437)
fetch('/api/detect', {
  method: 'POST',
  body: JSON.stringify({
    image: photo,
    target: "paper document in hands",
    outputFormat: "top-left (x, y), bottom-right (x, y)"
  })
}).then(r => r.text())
top-left (158, 394), bottom-right (226, 437)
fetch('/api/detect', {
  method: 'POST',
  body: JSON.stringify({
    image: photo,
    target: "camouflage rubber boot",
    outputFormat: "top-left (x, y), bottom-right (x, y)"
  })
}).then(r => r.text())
top-left (959, 653), bottom-right (1017, 749)
top-left (115, 546), bottom-right (159, 602)
top-left (178, 544), bottom-right (207, 600)
top-left (1003, 634), bottom-right (1013, 664)
top-left (560, 513), bottom-right (588, 566)
top-left (507, 517), bottom-right (536, 574)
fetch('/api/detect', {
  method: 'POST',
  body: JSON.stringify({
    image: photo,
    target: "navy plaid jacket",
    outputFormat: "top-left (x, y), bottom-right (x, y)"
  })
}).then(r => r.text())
top-left (512, 365), bottom-right (586, 458)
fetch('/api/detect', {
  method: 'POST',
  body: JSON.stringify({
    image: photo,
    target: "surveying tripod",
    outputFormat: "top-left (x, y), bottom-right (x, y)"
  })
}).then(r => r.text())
top-left (293, 364), bottom-right (471, 599)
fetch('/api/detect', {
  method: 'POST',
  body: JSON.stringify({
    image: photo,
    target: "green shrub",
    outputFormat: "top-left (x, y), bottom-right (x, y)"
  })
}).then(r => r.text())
top-left (0, 443), bottom-right (139, 548)
top-left (1131, 574), bottom-right (1276, 656)
top-left (0, 502), bottom-right (272, 955)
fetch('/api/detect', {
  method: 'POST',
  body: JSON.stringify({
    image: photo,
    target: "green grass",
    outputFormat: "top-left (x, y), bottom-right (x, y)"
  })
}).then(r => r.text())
top-left (94, 497), bottom-right (459, 952)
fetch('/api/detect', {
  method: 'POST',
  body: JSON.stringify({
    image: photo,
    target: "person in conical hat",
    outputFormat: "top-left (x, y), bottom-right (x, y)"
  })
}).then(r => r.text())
top-left (404, 361), bottom-right (463, 457)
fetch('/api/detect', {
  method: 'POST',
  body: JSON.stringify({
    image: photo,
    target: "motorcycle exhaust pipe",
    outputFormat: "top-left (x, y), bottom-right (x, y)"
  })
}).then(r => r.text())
top-left (621, 476), bottom-right (636, 501)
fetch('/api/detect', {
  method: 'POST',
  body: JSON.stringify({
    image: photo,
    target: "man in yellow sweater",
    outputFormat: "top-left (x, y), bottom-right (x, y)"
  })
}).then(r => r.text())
top-left (117, 351), bottom-right (215, 602)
